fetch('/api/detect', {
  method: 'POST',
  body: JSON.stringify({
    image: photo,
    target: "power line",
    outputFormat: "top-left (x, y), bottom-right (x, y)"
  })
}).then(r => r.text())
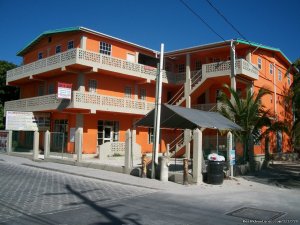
top-left (179, 0), bottom-right (226, 42)
top-left (206, 0), bottom-right (248, 41)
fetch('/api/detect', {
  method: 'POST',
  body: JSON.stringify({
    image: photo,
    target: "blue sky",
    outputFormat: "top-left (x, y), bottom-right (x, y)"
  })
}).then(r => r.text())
top-left (0, 0), bottom-right (299, 65)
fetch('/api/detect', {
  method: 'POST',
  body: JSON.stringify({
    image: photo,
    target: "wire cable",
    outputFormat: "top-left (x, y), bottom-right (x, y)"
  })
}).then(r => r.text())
top-left (179, 0), bottom-right (226, 42)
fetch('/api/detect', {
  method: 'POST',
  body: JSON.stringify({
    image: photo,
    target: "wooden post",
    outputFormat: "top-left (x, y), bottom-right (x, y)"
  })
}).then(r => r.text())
top-left (183, 158), bottom-right (189, 185)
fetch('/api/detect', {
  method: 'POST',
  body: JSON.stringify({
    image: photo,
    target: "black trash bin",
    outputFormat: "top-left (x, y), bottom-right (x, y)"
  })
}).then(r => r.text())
top-left (207, 160), bottom-right (224, 185)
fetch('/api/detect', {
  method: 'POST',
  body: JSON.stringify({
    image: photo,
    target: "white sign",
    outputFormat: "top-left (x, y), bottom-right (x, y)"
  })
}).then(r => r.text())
top-left (57, 82), bottom-right (72, 99)
top-left (5, 111), bottom-right (50, 131)
top-left (230, 149), bottom-right (236, 165)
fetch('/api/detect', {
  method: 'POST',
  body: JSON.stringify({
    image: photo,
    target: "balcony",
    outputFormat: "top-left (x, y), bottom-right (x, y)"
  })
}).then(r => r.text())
top-left (4, 91), bottom-right (155, 115)
top-left (202, 59), bottom-right (259, 80)
top-left (6, 48), bottom-right (179, 85)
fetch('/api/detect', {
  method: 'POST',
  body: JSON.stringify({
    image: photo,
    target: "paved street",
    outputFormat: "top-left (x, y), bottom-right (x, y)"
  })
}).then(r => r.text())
top-left (0, 156), bottom-right (300, 225)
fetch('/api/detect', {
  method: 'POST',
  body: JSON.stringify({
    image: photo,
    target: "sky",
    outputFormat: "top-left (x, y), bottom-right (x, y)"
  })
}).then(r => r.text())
top-left (0, 0), bottom-right (299, 65)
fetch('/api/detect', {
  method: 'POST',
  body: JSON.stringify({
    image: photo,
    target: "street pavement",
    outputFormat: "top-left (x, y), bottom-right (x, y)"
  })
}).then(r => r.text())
top-left (0, 154), bottom-right (299, 225)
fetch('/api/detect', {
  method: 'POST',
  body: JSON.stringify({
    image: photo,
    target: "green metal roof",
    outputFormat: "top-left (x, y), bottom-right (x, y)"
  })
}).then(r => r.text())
top-left (235, 38), bottom-right (292, 64)
top-left (17, 26), bottom-right (81, 56)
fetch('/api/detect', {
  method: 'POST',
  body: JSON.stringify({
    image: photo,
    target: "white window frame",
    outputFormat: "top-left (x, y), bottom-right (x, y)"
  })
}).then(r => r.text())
top-left (100, 41), bottom-right (111, 56)
top-left (257, 57), bottom-right (262, 70)
top-left (148, 128), bottom-right (154, 144)
top-left (270, 63), bottom-right (273, 75)
top-left (67, 40), bottom-right (74, 49)
top-left (178, 64), bottom-right (185, 73)
top-left (88, 79), bottom-right (97, 93)
top-left (125, 87), bottom-right (132, 98)
top-left (278, 69), bottom-right (282, 81)
top-left (55, 45), bottom-right (61, 54)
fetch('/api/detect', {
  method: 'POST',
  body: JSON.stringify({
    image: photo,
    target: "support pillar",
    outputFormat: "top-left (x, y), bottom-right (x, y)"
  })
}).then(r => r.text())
top-left (33, 131), bottom-right (39, 160)
top-left (124, 129), bottom-right (132, 174)
top-left (80, 36), bottom-right (87, 50)
top-left (192, 128), bottom-right (203, 184)
top-left (159, 156), bottom-right (168, 182)
top-left (7, 130), bottom-right (12, 154)
top-left (230, 41), bottom-right (236, 93)
top-left (246, 50), bottom-right (252, 63)
top-left (44, 130), bottom-right (50, 159)
top-left (75, 114), bottom-right (83, 162)
top-left (184, 129), bottom-right (191, 159)
top-left (227, 132), bottom-right (234, 177)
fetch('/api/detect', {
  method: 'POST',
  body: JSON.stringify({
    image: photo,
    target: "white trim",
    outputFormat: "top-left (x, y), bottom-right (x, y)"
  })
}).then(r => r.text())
top-left (257, 57), bottom-right (262, 70)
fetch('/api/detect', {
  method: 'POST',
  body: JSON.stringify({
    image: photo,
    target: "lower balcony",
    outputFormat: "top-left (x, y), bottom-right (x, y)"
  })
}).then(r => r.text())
top-left (4, 91), bottom-right (155, 115)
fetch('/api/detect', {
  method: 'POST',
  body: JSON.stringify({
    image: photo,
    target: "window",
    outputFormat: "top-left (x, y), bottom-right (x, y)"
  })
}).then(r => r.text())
top-left (216, 89), bottom-right (221, 102)
top-left (278, 69), bottom-right (282, 81)
top-left (195, 60), bottom-right (202, 70)
top-left (48, 37), bottom-right (52, 43)
top-left (270, 63), bottom-right (273, 75)
top-left (257, 57), bottom-right (262, 70)
top-left (38, 52), bottom-right (43, 60)
top-left (88, 79), bottom-right (97, 93)
top-left (48, 83), bottom-right (55, 94)
top-left (67, 40), bottom-right (74, 49)
top-left (148, 128), bottom-right (154, 144)
top-left (287, 74), bottom-right (291, 85)
top-left (178, 64), bottom-right (185, 73)
top-left (55, 45), bottom-right (61, 54)
top-left (125, 87), bottom-right (131, 98)
top-left (140, 88), bottom-right (146, 100)
top-left (100, 41), bottom-right (111, 55)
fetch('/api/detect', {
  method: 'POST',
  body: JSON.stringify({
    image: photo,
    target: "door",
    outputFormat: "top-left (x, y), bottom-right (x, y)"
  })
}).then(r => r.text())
top-left (103, 126), bottom-right (113, 143)
top-left (53, 120), bottom-right (68, 151)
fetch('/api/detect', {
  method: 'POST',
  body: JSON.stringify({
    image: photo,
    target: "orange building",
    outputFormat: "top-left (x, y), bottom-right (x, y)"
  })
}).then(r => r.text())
top-left (4, 27), bottom-right (295, 162)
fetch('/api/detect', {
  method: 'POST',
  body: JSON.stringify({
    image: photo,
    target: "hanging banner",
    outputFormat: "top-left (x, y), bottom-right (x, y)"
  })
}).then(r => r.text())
top-left (5, 111), bottom-right (50, 131)
top-left (57, 82), bottom-right (72, 99)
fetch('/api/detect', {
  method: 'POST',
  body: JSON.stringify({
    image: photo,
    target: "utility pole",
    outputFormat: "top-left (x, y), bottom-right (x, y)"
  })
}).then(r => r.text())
top-left (151, 43), bottom-right (164, 179)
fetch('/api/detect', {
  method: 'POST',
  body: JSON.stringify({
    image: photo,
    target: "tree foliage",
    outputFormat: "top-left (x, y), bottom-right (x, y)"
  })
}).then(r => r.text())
top-left (218, 85), bottom-right (287, 163)
top-left (0, 60), bottom-right (19, 129)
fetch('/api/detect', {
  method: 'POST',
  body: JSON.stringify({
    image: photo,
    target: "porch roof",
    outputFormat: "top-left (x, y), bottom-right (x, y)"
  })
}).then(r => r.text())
top-left (135, 104), bottom-right (242, 130)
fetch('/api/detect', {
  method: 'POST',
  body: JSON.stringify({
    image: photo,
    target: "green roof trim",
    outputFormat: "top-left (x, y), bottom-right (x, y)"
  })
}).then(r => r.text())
top-left (17, 26), bottom-right (81, 56)
top-left (235, 38), bottom-right (292, 64)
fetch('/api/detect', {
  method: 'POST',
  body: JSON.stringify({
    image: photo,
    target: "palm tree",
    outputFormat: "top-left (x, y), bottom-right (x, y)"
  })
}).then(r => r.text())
top-left (289, 59), bottom-right (300, 149)
top-left (217, 84), bottom-right (271, 164)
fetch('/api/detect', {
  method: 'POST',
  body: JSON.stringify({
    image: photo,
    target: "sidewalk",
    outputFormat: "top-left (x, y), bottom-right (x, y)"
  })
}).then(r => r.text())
top-left (0, 153), bottom-right (183, 191)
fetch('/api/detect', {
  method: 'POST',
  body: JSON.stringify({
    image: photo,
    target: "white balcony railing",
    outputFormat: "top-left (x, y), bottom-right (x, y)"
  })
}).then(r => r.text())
top-left (203, 59), bottom-right (259, 80)
top-left (6, 48), bottom-right (180, 84)
top-left (4, 91), bottom-right (155, 115)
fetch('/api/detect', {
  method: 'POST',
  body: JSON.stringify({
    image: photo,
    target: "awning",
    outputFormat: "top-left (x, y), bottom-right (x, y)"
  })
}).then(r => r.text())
top-left (135, 104), bottom-right (242, 130)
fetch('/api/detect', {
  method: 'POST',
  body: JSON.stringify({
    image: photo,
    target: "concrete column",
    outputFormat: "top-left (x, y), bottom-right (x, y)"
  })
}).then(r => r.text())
top-left (230, 42), bottom-right (236, 93)
top-left (159, 156), bottom-right (168, 182)
top-left (246, 50), bottom-right (252, 63)
top-left (184, 129), bottom-right (191, 159)
top-left (192, 128), bottom-right (203, 184)
top-left (80, 36), bottom-right (87, 50)
top-left (33, 131), bottom-right (39, 160)
top-left (124, 129), bottom-right (132, 174)
top-left (77, 72), bottom-right (85, 92)
top-left (75, 114), bottom-right (84, 162)
top-left (44, 130), bottom-right (50, 159)
top-left (185, 53), bottom-right (192, 105)
top-left (227, 132), bottom-right (233, 177)
top-left (7, 130), bottom-right (12, 154)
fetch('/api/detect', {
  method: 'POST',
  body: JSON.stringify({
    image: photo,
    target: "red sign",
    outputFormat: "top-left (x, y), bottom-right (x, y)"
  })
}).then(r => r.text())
top-left (57, 82), bottom-right (72, 99)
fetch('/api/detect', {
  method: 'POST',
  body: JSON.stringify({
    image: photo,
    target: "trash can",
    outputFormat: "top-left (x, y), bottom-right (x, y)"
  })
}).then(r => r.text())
top-left (207, 160), bottom-right (224, 185)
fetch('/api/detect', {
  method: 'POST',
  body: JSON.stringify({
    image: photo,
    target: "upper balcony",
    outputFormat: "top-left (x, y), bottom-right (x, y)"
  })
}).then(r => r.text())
top-left (6, 48), bottom-right (181, 85)
top-left (4, 91), bottom-right (155, 115)
top-left (203, 59), bottom-right (259, 80)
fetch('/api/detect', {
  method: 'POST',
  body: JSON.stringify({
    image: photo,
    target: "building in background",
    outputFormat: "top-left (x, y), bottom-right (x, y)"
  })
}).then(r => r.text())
top-left (4, 27), bottom-right (294, 162)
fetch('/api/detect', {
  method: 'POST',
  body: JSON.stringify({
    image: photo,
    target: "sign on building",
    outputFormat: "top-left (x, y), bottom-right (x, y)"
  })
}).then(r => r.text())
top-left (0, 131), bottom-right (9, 152)
top-left (229, 149), bottom-right (236, 165)
top-left (57, 82), bottom-right (72, 99)
top-left (5, 111), bottom-right (50, 131)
